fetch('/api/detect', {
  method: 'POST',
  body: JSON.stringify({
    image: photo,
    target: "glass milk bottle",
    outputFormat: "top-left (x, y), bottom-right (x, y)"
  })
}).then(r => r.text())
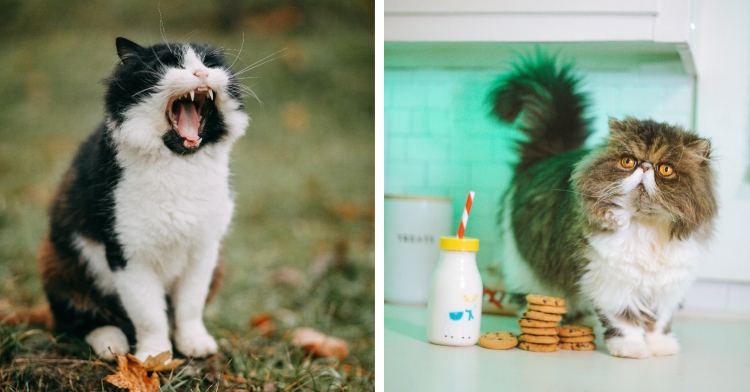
top-left (426, 236), bottom-right (482, 346)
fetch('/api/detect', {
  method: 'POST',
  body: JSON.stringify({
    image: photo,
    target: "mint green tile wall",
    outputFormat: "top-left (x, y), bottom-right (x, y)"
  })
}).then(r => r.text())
top-left (385, 67), bottom-right (694, 271)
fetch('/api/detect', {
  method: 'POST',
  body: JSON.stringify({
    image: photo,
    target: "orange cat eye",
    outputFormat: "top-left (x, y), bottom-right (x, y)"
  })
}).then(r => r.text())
top-left (620, 156), bottom-right (636, 169)
top-left (658, 163), bottom-right (675, 177)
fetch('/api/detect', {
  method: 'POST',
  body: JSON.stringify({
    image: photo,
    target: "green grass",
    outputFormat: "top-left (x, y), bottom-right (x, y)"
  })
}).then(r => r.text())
top-left (1, 264), bottom-right (374, 390)
top-left (0, 1), bottom-right (374, 390)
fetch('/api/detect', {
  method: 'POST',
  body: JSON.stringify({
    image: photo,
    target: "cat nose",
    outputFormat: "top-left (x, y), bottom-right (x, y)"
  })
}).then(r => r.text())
top-left (194, 69), bottom-right (209, 80)
top-left (641, 162), bottom-right (652, 172)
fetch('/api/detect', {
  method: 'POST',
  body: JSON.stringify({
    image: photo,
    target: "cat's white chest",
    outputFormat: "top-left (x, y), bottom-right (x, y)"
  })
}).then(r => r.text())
top-left (582, 219), bottom-right (702, 313)
top-left (113, 148), bottom-right (233, 273)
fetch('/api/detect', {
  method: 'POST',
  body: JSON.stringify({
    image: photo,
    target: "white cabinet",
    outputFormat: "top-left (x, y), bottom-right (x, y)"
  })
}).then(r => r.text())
top-left (385, 0), bottom-right (697, 75)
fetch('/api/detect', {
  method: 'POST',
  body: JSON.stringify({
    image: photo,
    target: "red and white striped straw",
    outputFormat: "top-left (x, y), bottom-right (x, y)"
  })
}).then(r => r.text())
top-left (457, 191), bottom-right (475, 239)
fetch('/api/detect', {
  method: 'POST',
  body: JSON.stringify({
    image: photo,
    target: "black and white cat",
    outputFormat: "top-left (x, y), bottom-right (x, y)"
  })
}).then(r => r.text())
top-left (491, 55), bottom-right (717, 358)
top-left (39, 38), bottom-right (249, 361)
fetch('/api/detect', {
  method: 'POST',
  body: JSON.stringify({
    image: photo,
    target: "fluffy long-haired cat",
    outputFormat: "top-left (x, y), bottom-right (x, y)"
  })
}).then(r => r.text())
top-left (492, 54), bottom-right (717, 358)
top-left (38, 37), bottom-right (249, 361)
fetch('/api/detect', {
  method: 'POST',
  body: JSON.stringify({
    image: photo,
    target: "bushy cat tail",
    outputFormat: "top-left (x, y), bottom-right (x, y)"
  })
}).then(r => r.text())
top-left (489, 52), bottom-right (592, 173)
top-left (0, 303), bottom-right (54, 330)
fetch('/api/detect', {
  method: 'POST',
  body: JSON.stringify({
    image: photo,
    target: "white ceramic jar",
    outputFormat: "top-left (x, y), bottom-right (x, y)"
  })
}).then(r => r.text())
top-left (426, 236), bottom-right (482, 346)
top-left (384, 195), bottom-right (453, 305)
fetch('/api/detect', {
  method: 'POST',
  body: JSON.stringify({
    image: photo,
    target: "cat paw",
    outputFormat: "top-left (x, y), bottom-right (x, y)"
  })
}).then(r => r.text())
top-left (605, 337), bottom-right (652, 359)
top-left (174, 330), bottom-right (218, 358)
top-left (604, 209), bottom-right (631, 230)
top-left (85, 326), bottom-right (130, 361)
top-left (645, 332), bottom-right (680, 356)
top-left (134, 342), bottom-right (173, 363)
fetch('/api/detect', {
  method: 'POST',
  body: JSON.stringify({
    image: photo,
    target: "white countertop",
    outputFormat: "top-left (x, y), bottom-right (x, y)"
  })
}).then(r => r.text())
top-left (385, 303), bottom-right (750, 391)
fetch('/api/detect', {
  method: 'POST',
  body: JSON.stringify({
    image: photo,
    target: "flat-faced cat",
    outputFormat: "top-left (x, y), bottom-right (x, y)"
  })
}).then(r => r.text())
top-left (39, 37), bottom-right (249, 361)
top-left (491, 55), bottom-right (717, 358)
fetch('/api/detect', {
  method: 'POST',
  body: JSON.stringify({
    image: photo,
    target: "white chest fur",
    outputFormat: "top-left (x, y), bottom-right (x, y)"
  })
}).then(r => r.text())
top-left (113, 145), bottom-right (234, 282)
top-left (581, 218), bottom-right (703, 315)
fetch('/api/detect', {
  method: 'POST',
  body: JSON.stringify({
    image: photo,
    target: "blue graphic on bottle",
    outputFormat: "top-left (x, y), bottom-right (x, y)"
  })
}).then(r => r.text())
top-left (443, 294), bottom-right (479, 340)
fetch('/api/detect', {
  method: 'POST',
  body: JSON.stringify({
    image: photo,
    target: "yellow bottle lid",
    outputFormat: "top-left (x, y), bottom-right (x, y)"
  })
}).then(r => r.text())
top-left (439, 236), bottom-right (479, 252)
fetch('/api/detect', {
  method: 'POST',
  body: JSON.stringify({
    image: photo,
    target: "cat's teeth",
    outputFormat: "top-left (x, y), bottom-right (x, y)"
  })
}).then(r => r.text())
top-left (208, 89), bottom-right (214, 100)
top-left (190, 91), bottom-right (195, 101)
top-left (183, 138), bottom-right (203, 148)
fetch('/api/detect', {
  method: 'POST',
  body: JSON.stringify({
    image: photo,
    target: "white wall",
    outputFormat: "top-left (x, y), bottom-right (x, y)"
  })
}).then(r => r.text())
top-left (691, 0), bottom-right (750, 282)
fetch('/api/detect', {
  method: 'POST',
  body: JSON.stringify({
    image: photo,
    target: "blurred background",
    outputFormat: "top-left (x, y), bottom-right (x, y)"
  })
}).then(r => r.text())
top-left (0, 0), bottom-right (374, 388)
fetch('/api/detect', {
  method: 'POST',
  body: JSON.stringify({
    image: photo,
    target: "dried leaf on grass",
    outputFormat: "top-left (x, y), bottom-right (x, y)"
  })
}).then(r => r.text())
top-left (103, 354), bottom-right (159, 392)
top-left (140, 351), bottom-right (185, 372)
top-left (103, 352), bottom-right (184, 392)
top-left (250, 313), bottom-right (276, 337)
top-left (341, 364), bottom-right (374, 379)
top-left (290, 327), bottom-right (349, 361)
top-left (0, 303), bottom-right (54, 329)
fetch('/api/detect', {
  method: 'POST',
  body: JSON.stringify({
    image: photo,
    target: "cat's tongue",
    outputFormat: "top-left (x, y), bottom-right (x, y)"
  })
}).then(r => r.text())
top-left (176, 101), bottom-right (200, 142)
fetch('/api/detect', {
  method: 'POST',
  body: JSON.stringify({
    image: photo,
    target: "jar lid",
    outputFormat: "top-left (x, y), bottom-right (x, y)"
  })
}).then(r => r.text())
top-left (439, 236), bottom-right (479, 252)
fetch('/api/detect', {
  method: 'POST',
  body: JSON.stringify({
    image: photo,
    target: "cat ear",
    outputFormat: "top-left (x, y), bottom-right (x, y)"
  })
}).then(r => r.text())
top-left (609, 117), bottom-right (625, 131)
top-left (116, 37), bottom-right (143, 63)
top-left (608, 118), bottom-right (627, 135)
top-left (688, 138), bottom-right (711, 159)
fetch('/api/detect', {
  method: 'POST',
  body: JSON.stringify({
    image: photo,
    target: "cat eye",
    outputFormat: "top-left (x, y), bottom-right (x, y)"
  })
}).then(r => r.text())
top-left (620, 156), bottom-right (636, 169)
top-left (658, 163), bottom-right (675, 177)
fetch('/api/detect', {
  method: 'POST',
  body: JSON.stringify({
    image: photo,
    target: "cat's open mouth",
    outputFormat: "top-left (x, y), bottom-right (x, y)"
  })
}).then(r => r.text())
top-left (166, 87), bottom-right (216, 149)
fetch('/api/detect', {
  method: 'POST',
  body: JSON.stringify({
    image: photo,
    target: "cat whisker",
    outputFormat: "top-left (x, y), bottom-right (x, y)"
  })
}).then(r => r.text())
top-left (662, 193), bottom-right (697, 226)
top-left (234, 49), bottom-right (288, 76)
top-left (178, 29), bottom-right (201, 43)
top-left (228, 32), bottom-right (244, 70)
top-left (157, 6), bottom-right (172, 54)
top-left (135, 59), bottom-right (163, 76)
top-left (150, 47), bottom-right (171, 71)
top-left (132, 85), bottom-right (159, 98)
top-left (241, 48), bottom-right (287, 69)
top-left (587, 182), bottom-right (622, 208)
top-left (552, 188), bottom-right (606, 199)
top-left (231, 84), bottom-right (263, 106)
top-left (553, 187), bottom-right (626, 220)
top-left (134, 70), bottom-right (164, 79)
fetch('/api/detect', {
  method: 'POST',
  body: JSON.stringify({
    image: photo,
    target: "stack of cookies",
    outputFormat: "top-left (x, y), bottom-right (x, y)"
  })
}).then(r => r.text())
top-left (516, 294), bottom-right (567, 352)
top-left (477, 293), bottom-right (597, 353)
top-left (557, 325), bottom-right (595, 351)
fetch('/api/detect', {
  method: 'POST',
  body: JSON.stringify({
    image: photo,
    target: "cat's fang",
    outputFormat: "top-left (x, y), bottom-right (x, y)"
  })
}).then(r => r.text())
top-left (208, 90), bottom-right (213, 100)
top-left (182, 137), bottom-right (202, 148)
top-left (190, 91), bottom-right (195, 101)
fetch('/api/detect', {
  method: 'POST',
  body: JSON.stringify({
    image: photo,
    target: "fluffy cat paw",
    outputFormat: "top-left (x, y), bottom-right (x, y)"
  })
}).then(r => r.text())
top-left (604, 209), bottom-right (631, 230)
top-left (85, 326), bottom-right (130, 361)
top-left (174, 330), bottom-right (218, 358)
top-left (645, 332), bottom-right (680, 356)
top-left (134, 342), bottom-right (173, 362)
top-left (605, 337), bottom-right (652, 359)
